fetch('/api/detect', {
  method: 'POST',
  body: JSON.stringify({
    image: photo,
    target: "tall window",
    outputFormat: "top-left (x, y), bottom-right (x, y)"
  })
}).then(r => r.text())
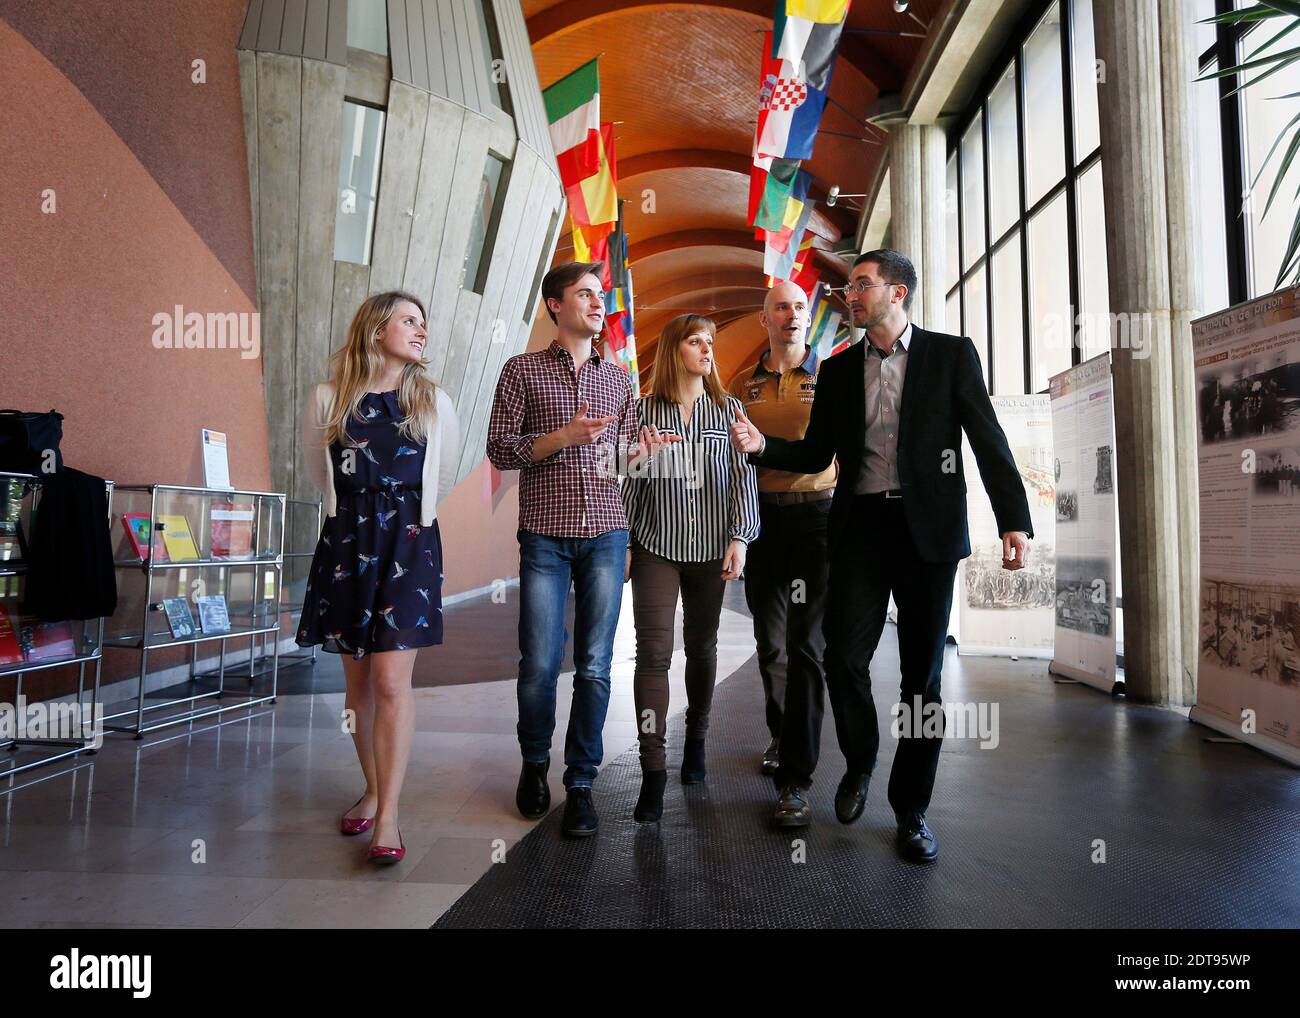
top-left (946, 0), bottom-right (1105, 395)
top-left (1197, 0), bottom-right (1300, 304)
top-left (474, 0), bottom-right (513, 114)
top-left (334, 101), bottom-right (385, 265)
top-left (462, 154), bottom-right (509, 294)
top-left (347, 0), bottom-right (388, 55)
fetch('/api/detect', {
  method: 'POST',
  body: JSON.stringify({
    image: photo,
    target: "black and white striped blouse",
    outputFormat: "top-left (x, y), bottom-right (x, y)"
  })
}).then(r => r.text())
top-left (621, 393), bottom-right (761, 562)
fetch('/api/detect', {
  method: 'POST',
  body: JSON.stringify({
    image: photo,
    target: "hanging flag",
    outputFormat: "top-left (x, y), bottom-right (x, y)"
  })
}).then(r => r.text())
top-left (753, 158), bottom-right (803, 231)
top-left (601, 204), bottom-right (640, 390)
top-left (809, 280), bottom-right (854, 358)
top-left (758, 167), bottom-right (814, 253)
top-left (565, 121), bottom-right (619, 289)
top-left (748, 40), bottom-right (776, 225)
top-left (571, 219), bottom-right (613, 287)
top-left (773, 0), bottom-right (852, 92)
top-left (756, 30), bottom-right (833, 161)
top-left (544, 59), bottom-right (601, 183)
top-left (765, 233), bottom-right (818, 289)
top-left (565, 122), bottom-right (618, 228)
top-left (764, 192), bottom-right (816, 280)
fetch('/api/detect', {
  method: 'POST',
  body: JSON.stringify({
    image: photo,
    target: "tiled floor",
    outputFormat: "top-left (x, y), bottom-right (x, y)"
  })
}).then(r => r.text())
top-left (0, 585), bottom-right (758, 928)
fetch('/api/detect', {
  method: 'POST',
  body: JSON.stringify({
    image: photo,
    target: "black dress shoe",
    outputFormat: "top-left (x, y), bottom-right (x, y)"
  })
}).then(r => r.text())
top-left (772, 784), bottom-right (811, 828)
top-left (896, 812), bottom-right (939, 863)
top-left (561, 787), bottom-right (599, 837)
top-left (680, 737), bottom-right (707, 784)
top-left (760, 737), bottom-right (780, 776)
top-left (515, 757), bottom-right (550, 820)
top-left (834, 771), bottom-right (869, 825)
top-left (633, 770), bottom-right (667, 823)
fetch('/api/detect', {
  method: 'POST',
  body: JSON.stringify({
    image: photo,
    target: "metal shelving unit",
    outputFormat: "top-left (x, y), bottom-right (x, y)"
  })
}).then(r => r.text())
top-left (193, 496), bottom-right (321, 684)
top-left (0, 470), bottom-right (114, 779)
top-left (103, 483), bottom-right (286, 737)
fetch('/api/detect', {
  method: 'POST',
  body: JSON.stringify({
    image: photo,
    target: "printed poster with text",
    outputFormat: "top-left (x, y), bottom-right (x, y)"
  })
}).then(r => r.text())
top-left (1190, 285), bottom-right (1300, 765)
top-left (958, 395), bottom-right (1056, 658)
top-left (1048, 354), bottom-right (1117, 692)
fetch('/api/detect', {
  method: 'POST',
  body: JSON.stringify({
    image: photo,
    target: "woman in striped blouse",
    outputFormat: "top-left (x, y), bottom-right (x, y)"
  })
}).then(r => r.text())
top-left (622, 313), bottom-right (761, 823)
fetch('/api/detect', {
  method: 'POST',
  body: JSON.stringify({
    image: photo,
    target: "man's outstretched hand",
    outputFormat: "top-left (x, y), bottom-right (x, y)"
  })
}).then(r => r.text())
top-left (729, 404), bottom-right (764, 454)
top-left (562, 400), bottom-right (617, 447)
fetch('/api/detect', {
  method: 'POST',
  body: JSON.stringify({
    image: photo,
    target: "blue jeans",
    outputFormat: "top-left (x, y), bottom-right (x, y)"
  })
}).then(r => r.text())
top-left (516, 528), bottom-right (628, 789)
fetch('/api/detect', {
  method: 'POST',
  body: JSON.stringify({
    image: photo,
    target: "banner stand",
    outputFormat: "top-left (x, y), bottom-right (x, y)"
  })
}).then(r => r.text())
top-left (1188, 706), bottom-right (1300, 767)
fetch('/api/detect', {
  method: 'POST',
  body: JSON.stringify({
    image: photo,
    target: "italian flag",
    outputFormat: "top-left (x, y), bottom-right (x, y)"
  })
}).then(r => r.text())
top-left (544, 59), bottom-right (602, 189)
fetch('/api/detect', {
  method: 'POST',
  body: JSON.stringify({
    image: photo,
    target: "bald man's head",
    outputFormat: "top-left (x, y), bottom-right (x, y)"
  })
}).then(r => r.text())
top-left (760, 281), bottom-right (810, 350)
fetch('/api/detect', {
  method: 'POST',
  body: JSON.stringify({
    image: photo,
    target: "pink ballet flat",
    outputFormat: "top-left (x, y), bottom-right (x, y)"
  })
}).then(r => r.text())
top-left (340, 796), bottom-right (375, 836)
top-left (367, 831), bottom-right (405, 865)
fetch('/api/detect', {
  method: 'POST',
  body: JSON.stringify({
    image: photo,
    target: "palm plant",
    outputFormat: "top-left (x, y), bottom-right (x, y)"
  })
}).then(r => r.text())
top-left (1198, 1), bottom-right (1300, 289)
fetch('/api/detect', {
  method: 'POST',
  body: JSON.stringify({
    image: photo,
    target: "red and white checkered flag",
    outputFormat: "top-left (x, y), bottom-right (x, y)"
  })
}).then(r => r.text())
top-left (769, 77), bottom-right (808, 111)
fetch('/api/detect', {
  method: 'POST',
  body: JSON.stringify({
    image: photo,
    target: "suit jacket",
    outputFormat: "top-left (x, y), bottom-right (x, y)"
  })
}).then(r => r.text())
top-left (753, 325), bottom-right (1033, 563)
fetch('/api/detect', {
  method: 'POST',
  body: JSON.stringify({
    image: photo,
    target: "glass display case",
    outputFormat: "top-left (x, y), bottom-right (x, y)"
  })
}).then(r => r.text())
top-left (103, 484), bottom-right (286, 737)
top-left (0, 470), bottom-right (113, 778)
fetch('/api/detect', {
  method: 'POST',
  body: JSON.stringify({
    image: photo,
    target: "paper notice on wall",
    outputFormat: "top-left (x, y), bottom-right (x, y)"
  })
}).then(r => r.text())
top-left (958, 395), bottom-right (1056, 658)
top-left (1190, 285), bottom-right (1300, 766)
top-left (1047, 353), bottom-right (1118, 693)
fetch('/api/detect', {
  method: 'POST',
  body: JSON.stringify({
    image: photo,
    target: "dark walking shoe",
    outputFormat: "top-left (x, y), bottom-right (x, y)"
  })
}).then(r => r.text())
top-left (515, 757), bottom-right (550, 820)
top-left (772, 784), bottom-right (811, 828)
top-left (896, 812), bottom-right (939, 863)
top-left (760, 737), bottom-right (780, 776)
top-left (561, 787), bottom-right (599, 837)
top-left (680, 737), bottom-right (707, 784)
top-left (834, 771), bottom-right (870, 825)
top-left (633, 770), bottom-right (668, 823)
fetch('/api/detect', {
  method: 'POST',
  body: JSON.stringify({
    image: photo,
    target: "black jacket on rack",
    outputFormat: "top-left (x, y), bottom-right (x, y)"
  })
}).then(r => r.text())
top-left (23, 467), bottom-right (117, 622)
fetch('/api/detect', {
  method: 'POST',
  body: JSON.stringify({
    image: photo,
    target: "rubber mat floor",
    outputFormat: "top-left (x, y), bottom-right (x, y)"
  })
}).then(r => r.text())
top-left (434, 638), bottom-right (1300, 929)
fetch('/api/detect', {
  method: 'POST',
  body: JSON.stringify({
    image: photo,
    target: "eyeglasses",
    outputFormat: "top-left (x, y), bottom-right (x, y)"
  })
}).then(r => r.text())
top-left (843, 280), bottom-right (894, 295)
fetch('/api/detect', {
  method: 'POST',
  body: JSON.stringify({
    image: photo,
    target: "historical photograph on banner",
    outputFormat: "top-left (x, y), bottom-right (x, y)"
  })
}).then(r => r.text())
top-left (1048, 354), bottom-right (1118, 692)
top-left (958, 395), bottom-right (1056, 658)
top-left (1191, 286), bottom-right (1300, 763)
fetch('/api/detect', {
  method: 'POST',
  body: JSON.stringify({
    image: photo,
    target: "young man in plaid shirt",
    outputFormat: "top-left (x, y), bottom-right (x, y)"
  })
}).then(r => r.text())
top-left (487, 261), bottom-right (650, 838)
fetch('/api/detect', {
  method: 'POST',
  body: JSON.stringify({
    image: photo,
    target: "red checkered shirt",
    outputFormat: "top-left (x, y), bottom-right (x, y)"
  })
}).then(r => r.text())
top-left (487, 340), bottom-right (640, 538)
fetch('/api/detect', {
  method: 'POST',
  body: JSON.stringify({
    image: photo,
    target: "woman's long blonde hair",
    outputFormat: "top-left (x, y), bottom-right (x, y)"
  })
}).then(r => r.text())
top-left (647, 313), bottom-right (726, 409)
top-left (322, 291), bottom-right (440, 448)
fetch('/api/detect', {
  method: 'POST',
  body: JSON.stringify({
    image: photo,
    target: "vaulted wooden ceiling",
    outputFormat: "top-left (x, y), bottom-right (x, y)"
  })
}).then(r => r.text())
top-left (525, 0), bottom-right (937, 384)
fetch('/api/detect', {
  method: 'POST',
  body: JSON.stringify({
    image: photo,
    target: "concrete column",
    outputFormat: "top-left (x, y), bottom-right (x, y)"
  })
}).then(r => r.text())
top-left (918, 124), bottom-right (947, 332)
top-left (888, 122), bottom-right (946, 330)
top-left (1093, 0), bottom-right (1190, 703)
top-left (1159, 0), bottom-right (1204, 707)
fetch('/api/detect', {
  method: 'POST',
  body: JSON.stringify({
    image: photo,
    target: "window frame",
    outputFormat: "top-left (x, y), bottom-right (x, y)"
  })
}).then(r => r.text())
top-left (1200, 0), bottom-right (1276, 304)
top-left (946, 0), bottom-right (1102, 395)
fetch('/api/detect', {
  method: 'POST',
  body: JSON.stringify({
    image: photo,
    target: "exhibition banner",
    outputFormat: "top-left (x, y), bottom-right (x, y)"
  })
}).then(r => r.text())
top-left (1190, 286), bottom-right (1300, 766)
top-left (1047, 354), bottom-right (1118, 692)
top-left (958, 395), bottom-right (1056, 658)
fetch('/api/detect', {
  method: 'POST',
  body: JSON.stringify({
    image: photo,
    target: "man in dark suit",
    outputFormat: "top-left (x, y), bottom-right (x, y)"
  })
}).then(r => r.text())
top-left (730, 249), bottom-right (1032, 863)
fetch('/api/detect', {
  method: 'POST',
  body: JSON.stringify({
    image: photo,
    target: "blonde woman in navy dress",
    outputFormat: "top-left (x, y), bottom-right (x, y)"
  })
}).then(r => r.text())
top-left (298, 291), bottom-right (460, 864)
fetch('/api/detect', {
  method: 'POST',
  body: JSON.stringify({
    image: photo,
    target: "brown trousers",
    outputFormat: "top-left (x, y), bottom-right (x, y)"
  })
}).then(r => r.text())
top-left (630, 542), bottom-right (727, 771)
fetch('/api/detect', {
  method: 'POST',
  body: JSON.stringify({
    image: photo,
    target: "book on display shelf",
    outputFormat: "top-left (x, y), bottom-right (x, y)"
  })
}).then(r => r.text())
top-left (157, 514), bottom-right (201, 562)
top-left (210, 503), bottom-right (254, 559)
top-left (196, 594), bottom-right (231, 633)
top-left (122, 513), bottom-right (169, 562)
top-left (162, 597), bottom-right (196, 639)
top-left (20, 619), bottom-right (76, 662)
top-left (0, 606), bottom-right (22, 666)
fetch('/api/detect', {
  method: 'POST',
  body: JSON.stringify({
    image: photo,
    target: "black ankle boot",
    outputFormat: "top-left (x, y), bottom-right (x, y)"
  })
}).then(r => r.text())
top-left (634, 770), bottom-right (668, 823)
top-left (515, 757), bottom-right (550, 820)
top-left (680, 738), bottom-right (707, 784)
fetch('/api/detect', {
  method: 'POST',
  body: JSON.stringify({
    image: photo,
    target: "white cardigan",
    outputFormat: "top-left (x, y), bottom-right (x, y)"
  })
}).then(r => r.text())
top-left (301, 380), bottom-right (461, 526)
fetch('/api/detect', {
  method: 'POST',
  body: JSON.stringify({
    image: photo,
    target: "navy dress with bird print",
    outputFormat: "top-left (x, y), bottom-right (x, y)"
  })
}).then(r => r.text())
top-left (297, 390), bottom-right (444, 657)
